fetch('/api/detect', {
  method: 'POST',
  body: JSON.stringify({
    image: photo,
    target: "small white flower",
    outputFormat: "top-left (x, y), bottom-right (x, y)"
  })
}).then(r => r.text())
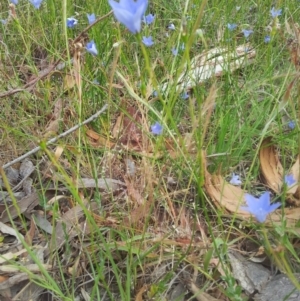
top-left (168, 23), bottom-right (175, 30)
top-left (229, 173), bottom-right (242, 186)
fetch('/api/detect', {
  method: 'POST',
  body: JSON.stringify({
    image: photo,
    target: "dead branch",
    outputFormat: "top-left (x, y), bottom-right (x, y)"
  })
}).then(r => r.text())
top-left (2, 104), bottom-right (108, 169)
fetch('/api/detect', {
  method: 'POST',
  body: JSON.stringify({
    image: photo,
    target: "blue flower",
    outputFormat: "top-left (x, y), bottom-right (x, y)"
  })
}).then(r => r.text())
top-left (288, 120), bottom-right (296, 130)
top-left (242, 29), bottom-right (253, 39)
top-left (86, 40), bottom-right (98, 56)
top-left (264, 35), bottom-right (271, 43)
top-left (240, 192), bottom-right (281, 223)
top-left (152, 90), bottom-right (158, 97)
top-left (67, 17), bottom-right (78, 28)
top-left (227, 23), bottom-right (237, 31)
top-left (30, 0), bottom-right (43, 9)
top-left (143, 13), bottom-right (155, 25)
top-left (1, 19), bottom-right (8, 25)
top-left (151, 122), bottom-right (163, 135)
top-left (168, 23), bottom-right (175, 30)
top-left (171, 47), bottom-right (178, 56)
top-left (108, 0), bottom-right (148, 34)
top-left (87, 13), bottom-right (96, 24)
top-left (270, 7), bottom-right (282, 18)
top-left (181, 91), bottom-right (189, 100)
top-left (284, 174), bottom-right (296, 187)
top-left (142, 36), bottom-right (154, 47)
top-left (10, 0), bottom-right (18, 4)
top-left (229, 173), bottom-right (242, 186)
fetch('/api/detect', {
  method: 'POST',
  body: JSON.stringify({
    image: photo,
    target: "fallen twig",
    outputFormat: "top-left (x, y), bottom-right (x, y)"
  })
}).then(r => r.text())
top-left (2, 104), bottom-right (108, 169)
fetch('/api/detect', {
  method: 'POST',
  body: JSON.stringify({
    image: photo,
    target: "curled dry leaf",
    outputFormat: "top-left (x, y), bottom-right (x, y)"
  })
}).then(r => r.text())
top-left (205, 173), bottom-right (250, 219)
top-left (203, 151), bottom-right (300, 228)
top-left (259, 138), bottom-right (300, 204)
top-left (259, 138), bottom-right (283, 193)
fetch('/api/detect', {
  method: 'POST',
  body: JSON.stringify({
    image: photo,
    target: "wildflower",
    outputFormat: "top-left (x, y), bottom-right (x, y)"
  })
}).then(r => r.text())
top-left (171, 47), bottom-right (178, 56)
top-left (152, 90), bottom-right (158, 97)
top-left (284, 174), bottom-right (296, 187)
top-left (1, 19), bottom-right (8, 25)
top-left (108, 0), bottom-right (148, 34)
top-left (227, 23), bottom-right (237, 31)
top-left (264, 35), bottom-right (271, 43)
top-left (29, 0), bottom-right (43, 9)
top-left (10, 0), bottom-right (18, 4)
top-left (93, 79), bottom-right (100, 85)
top-left (86, 40), bottom-right (98, 56)
top-left (143, 13), bottom-right (155, 25)
top-left (240, 192), bottom-right (281, 223)
top-left (67, 17), bottom-right (78, 28)
top-left (229, 173), bottom-right (242, 186)
top-left (181, 91), bottom-right (189, 100)
top-left (142, 36), bottom-right (154, 47)
top-left (180, 43), bottom-right (185, 50)
top-left (270, 7), bottom-right (282, 18)
top-left (288, 121), bottom-right (296, 130)
top-left (87, 13), bottom-right (96, 24)
top-left (151, 122), bottom-right (163, 135)
top-left (168, 23), bottom-right (175, 30)
top-left (242, 29), bottom-right (253, 39)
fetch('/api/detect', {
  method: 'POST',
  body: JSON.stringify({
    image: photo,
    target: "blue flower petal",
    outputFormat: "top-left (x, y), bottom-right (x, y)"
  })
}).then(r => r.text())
top-left (288, 121), bottom-right (296, 130)
top-left (181, 91), bottom-right (189, 100)
top-left (284, 174), bottom-right (296, 187)
top-left (67, 17), bottom-right (78, 28)
top-left (242, 29), bottom-right (253, 38)
top-left (86, 40), bottom-right (98, 56)
top-left (227, 23), bottom-right (237, 31)
top-left (142, 36), bottom-right (154, 47)
top-left (143, 13), bottom-right (155, 25)
top-left (87, 13), bottom-right (96, 24)
top-left (30, 0), bottom-right (43, 9)
top-left (270, 7), bottom-right (282, 18)
top-left (108, 0), bottom-right (148, 33)
top-left (241, 192), bottom-right (280, 223)
top-left (151, 122), bottom-right (163, 135)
